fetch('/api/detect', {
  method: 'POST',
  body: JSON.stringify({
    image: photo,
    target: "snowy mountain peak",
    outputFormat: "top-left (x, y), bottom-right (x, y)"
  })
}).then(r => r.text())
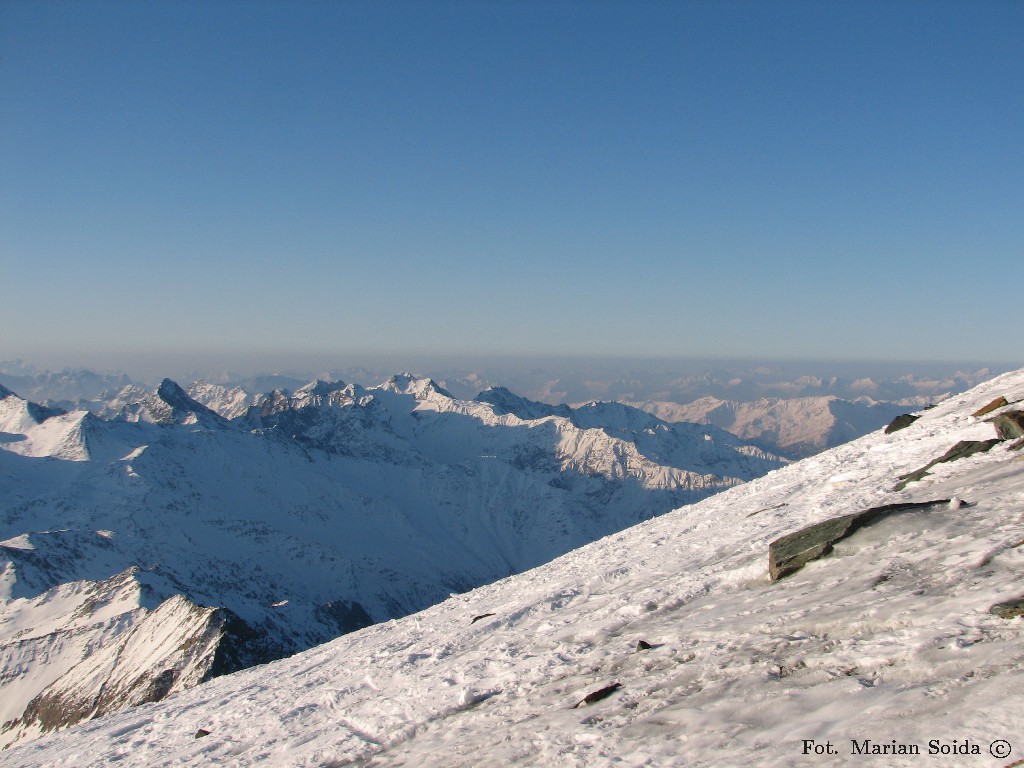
top-left (475, 386), bottom-right (571, 420)
top-left (0, 384), bottom-right (65, 427)
top-left (111, 379), bottom-right (229, 427)
top-left (156, 378), bottom-right (197, 409)
top-left (0, 389), bottom-right (85, 459)
top-left (290, 379), bottom-right (361, 409)
top-left (185, 381), bottom-right (265, 420)
top-left (158, 382), bottom-right (229, 428)
top-left (254, 388), bottom-right (293, 417)
top-left (294, 378), bottom-right (347, 399)
top-left (379, 373), bottom-right (453, 401)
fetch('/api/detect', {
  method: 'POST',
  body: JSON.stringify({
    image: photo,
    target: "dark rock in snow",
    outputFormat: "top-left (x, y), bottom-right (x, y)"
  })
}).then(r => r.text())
top-left (470, 613), bottom-right (496, 624)
top-left (992, 411), bottom-right (1024, 441)
top-left (884, 414), bottom-right (919, 434)
top-left (769, 500), bottom-right (950, 580)
top-left (572, 682), bottom-right (622, 708)
top-left (149, 669), bottom-right (178, 700)
top-left (990, 597), bottom-right (1024, 619)
top-left (635, 640), bottom-right (653, 651)
top-left (894, 440), bottom-right (1001, 491)
top-left (973, 396), bottom-right (1008, 418)
top-left (195, 729), bottom-right (211, 739)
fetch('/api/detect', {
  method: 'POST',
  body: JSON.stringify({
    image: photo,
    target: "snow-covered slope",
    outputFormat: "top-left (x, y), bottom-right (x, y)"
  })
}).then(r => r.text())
top-left (0, 376), bottom-right (786, 747)
top-left (4, 368), bottom-right (1020, 767)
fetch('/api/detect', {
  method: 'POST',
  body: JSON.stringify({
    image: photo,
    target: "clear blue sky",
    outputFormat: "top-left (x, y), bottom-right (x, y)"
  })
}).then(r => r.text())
top-left (2, 0), bottom-right (1021, 372)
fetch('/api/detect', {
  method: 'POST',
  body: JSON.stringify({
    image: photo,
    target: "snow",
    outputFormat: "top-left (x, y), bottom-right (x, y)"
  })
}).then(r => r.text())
top-left (0, 534), bottom-right (33, 551)
top-left (0, 394), bottom-right (91, 461)
top-left (0, 570), bottom-right (146, 728)
top-left (0, 374), bottom-right (790, 746)
top-left (2, 370), bottom-right (1022, 767)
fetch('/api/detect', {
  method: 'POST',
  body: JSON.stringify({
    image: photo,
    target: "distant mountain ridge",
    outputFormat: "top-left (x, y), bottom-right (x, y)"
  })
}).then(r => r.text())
top-left (0, 373), bottom-right (786, 747)
top-left (3, 364), bottom-right (990, 460)
top-left (632, 395), bottom-right (915, 458)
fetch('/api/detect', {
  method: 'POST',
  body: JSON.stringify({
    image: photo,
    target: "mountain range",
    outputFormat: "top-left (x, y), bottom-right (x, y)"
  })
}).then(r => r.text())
top-left (2, 368), bottom-right (1020, 766)
top-left (1, 362), bottom-right (977, 460)
top-left (0, 374), bottom-right (785, 747)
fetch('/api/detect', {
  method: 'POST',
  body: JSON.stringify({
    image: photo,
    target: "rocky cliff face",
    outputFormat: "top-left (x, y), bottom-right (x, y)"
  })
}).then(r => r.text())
top-left (3, 587), bottom-right (274, 746)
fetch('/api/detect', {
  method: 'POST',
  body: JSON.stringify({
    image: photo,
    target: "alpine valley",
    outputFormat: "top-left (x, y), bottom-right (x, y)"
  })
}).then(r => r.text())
top-left (2, 367), bottom-right (1021, 767)
top-left (0, 374), bottom-right (785, 748)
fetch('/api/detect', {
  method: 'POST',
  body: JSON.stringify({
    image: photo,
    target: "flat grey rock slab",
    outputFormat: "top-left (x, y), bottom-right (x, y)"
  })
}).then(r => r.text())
top-left (769, 499), bottom-right (950, 580)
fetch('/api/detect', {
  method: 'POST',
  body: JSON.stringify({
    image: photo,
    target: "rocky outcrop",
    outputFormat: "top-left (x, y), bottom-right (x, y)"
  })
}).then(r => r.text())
top-left (973, 396), bottom-right (1008, 418)
top-left (990, 597), bottom-right (1024, 619)
top-left (769, 500), bottom-right (950, 580)
top-left (572, 682), bottom-right (622, 708)
top-left (993, 411), bottom-right (1024, 441)
top-left (884, 414), bottom-right (919, 434)
top-left (894, 440), bottom-right (1001, 491)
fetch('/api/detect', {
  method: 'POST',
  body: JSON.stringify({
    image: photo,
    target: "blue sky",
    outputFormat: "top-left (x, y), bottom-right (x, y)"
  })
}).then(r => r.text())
top-left (1, 0), bottom-right (1021, 373)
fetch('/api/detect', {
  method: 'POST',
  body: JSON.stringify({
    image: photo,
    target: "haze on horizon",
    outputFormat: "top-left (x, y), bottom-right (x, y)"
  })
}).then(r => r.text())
top-left (2, 1), bottom-right (1022, 367)
top-left (0, 352), bottom-right (1009, 417)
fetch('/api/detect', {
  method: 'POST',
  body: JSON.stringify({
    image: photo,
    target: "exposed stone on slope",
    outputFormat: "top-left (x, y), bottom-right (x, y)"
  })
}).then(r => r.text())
top-left (572, 682), bottom-right (622, 708)
top-left (884, 413), bottom-right (919, 434)
top-left (768, 500), bottom-right (950, 580)
top-left (973, 396), bottom-right (1008, 417)
top-left (894, 440), bottom-right (1001, 491)
top-left (993, 411), bottom-right (1024, 441)
top-left (990, 597), bottom-right (1024, 619)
